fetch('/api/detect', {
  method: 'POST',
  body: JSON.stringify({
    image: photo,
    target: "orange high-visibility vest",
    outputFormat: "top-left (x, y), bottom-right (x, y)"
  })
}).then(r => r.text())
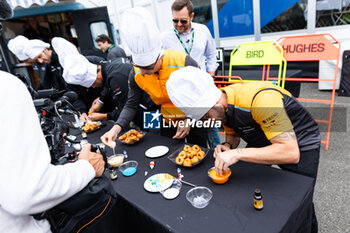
top-left (134, 50), bottom-right (188, 120)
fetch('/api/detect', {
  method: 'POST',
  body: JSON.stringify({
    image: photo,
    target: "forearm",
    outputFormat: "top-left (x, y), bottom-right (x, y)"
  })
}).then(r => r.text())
top-left (96, 113), bottom-right (108, 121)
top-left (14, 161), bottom-right (95, 215)
top-left (111, 124), bottom-right (122, 136)
top-left (115, 86), bottom-right (142, 128)
top-left (233, 143), bottom-right (299, 165)
top-left (232, 131), bottom-right (300, 165)
top-left (115, 104), bottom-right (138, 128)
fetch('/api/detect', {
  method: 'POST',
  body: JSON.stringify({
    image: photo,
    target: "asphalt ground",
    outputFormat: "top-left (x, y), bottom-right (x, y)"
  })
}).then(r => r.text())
top-left (301, 83), bottom-right (350, 233)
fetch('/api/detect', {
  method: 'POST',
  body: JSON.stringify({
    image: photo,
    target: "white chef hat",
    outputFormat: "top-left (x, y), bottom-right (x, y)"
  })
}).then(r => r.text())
top-left (51, 37), bottom-right (80, 68)
top-left (7, 35), bottom-right (30, 61)
top-left (61, 54), bottom-right (97, 88)
top-left (121, 7), bottom-right (162, 66)
top-left (23, 39), bottom-right (50, 59)
top-left (51, 37), bottom-right (96, 88)
top-left (166, 66), bottom-right (222, 121)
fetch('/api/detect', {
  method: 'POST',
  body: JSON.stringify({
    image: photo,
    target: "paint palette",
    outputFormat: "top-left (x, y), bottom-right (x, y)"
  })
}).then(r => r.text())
top-left (144, 173), bottom-right (175, 192)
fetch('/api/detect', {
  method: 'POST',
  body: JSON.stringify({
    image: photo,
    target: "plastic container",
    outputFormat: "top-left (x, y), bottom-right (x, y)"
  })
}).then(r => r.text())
top-left (118, 160), bottom-right (138, 177)
top-left (186, 186), bottom-right (213, 208)
top-left (167, 144), bottom-right (209, 167)
top-left (82, 121), bottom-right (101, 133)
top-left (118, 129), bottom-right (145, 145)
top-left (160, 179), bottom-right (182, 200)
top-left (107, 154), bottom-right (125, 167)
top-left (208, 167), bottom-right (231, 184)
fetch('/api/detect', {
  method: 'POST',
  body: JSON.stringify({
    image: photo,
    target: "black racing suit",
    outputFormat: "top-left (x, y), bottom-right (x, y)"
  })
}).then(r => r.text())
top-left (37, 49), bottom-right (67, 91)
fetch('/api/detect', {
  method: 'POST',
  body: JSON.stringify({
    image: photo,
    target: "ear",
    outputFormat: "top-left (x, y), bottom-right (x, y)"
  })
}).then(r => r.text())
top-left (190, 12), bottom-right (194, 21)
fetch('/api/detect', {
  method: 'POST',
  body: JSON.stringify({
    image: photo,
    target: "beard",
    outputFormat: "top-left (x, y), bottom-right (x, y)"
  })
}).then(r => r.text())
top-left (175, 22), bottom-right (190, 34)
top-left (209, 104), bottom-right (227, 125)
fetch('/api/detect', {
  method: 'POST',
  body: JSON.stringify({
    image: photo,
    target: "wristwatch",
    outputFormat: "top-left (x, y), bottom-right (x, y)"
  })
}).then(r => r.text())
top-left (97, 99), bottom-right (104, 106)
top-left (221, 141), bottom-right (233, 149)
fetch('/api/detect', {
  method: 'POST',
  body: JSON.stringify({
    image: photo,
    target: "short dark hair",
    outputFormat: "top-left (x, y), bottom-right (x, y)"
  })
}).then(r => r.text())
top-left (171, 0), bottom-right (193, 15)
top-left (95, 34), bottom-right (113, 44)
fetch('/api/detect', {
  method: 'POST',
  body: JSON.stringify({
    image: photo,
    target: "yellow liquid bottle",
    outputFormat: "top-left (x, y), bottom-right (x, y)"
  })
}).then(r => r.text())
top-left (254, 189), bottom-right (263, 210)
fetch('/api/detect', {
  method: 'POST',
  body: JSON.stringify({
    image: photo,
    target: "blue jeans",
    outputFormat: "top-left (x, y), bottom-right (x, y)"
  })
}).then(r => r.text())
top-left (207, 127), bottom-right (221, 149)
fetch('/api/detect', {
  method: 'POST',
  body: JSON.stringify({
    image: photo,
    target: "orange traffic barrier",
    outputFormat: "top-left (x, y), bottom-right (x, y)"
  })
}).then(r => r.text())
top-left (215, 75), bottom-right (243, 89)
top-left (277, 33), bottom-right (341, 151)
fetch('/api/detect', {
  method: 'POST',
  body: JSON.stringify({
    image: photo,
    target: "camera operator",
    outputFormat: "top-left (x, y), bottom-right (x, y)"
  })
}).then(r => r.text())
top-left (0, 71), bottom-right (106, 232)
top-left (0, 3), bottom-right (105, 231)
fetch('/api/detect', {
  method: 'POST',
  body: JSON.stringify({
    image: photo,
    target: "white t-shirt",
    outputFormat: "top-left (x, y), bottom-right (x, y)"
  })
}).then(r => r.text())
top-left (0, 71), bottom-right (95, 233)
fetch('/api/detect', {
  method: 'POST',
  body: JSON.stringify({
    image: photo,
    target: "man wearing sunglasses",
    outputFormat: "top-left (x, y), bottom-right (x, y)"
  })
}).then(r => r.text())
top-left (101, 7), bottom-right (207, 148)
top-left (161, 0), bottom-right (220, 149)
top-left (161, 0), bottom-right (218, 76)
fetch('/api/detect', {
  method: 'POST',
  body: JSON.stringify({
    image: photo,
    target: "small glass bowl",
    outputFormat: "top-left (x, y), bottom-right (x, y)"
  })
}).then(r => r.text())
top-left (118, 160), bottom-right (138, 177)
top-left (186, 186), bottom-right (213, 208)
top-left (208, 167), bottom-right (231, 184)
top-left (107, 154), bottom-right (125, 167)
top-left (160, 179), bottom-right (182, 200)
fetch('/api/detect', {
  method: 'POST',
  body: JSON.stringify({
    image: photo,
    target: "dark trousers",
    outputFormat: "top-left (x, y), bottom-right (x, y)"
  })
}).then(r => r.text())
top-left (160, 125), bottom-right (208, 148)
top-left (279, 146), bottom-right (320, 233)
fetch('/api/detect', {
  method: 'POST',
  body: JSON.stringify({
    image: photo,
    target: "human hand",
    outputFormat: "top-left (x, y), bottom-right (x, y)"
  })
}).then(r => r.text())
top-left (80, 113), bottom-right (89, 122)
top-left (78, 144), bottom-right (105, 177)
top-left (173, 119), bottom-right (191, 139)
top-left (214, 149), bottom-right (241, 176)
top-left (214, 144), bottom-right (231, 158)
top-left (92, 97), bottom-right (99, 105)
top-left (101, 125), bottom-right (121, 146)
top-left (88, 112), bottom-right (107, 121)
top-left (89, 103), bottom-right (101, 114)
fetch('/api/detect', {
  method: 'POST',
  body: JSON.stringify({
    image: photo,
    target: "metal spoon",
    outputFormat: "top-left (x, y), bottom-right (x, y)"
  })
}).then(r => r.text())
top-left (179, 179), bottom-right (196, 187)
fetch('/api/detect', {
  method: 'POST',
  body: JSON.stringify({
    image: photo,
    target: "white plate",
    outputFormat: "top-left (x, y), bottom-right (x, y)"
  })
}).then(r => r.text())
top-left (145, 145), bottom-right (169, 158)
top-left (144, 173), bottom-right (174, 192)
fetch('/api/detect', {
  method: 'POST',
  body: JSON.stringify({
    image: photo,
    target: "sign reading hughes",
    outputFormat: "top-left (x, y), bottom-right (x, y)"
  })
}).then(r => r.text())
top-left (282, 43), bottom-right (325, 54)
top-left (278, 34), bottom-right (339, 61)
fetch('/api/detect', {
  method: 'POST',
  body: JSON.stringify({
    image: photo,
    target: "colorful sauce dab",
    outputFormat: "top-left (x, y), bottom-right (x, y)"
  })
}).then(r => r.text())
top-left (177, 168), bottom-right (183, 180)
top-left (122, 167), bottom-right (137, 176)
top-left (164, 173), bottom-right (174, 179)
top-left (150, 161), bottom-right (155, 169)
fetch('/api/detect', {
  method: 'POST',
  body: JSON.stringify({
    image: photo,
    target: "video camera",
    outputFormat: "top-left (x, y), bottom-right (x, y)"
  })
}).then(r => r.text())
top-left (16, 73), bottom-right (81, 163)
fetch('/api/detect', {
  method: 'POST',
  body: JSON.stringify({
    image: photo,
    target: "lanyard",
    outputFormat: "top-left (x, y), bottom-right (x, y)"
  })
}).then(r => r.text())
top-left (174, 28), bottom-right (194, 55)
top-left (108, 44), bottom-right (116, 52)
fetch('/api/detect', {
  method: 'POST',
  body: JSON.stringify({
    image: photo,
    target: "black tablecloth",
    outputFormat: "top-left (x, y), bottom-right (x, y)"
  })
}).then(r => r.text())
top-left (68, 122), bottom-right (314, 233)
top-left (230, 69), bottom-right (302, 97)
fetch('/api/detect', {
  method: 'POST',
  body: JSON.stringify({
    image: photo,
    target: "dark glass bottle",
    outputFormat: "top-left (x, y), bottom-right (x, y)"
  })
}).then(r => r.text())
top-left (254, 189), bottom-right (263, 210)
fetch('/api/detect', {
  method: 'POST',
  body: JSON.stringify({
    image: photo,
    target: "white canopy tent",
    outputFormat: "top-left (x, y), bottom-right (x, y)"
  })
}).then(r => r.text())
top-left (7, 0), bottom-right (59, 9)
